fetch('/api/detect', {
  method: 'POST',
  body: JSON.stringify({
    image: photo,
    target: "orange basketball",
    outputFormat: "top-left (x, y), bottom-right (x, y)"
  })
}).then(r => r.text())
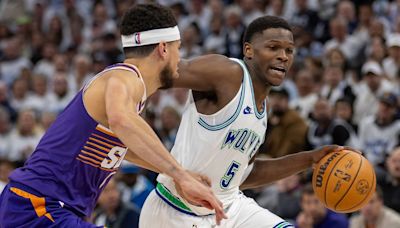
top-left (312, 149), bottom-right (376, 213)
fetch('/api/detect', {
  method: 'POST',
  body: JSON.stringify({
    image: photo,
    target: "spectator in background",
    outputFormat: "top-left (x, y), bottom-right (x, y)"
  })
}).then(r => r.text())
top-left (0, 37), bottom-right (31, 85)
top-left (358, 92), bottom-right (400, 167)
top-left (0, 160), bottom-right (16, 193)
top-left (377, 147), bottom-right (400, 213)
top-left (118, 164), bottom-right (154, 210)
top-left (25, 74), bottom-right (51, 113)
top-left (383, 34), bottom-right (400, 80)
top-left (204, 16), bottom-right (226, 54)
top-left (39, 111), bottom-right (57, 131)
top-left (0, 107), bottom-right (11, 159)
top-left (158, 106), bottom-right (181, 151)
top-left (101, 33), bottom-right (124, 65)
top-left (350, 186), bottom-right (400, 228)
top-left (93, 178), bottom-right (140, 228)
top-left (8, 109), bottom-right (42, 163)
top-left (353, 61), bottom-right (393, 124)
top-left (265, 0), bottom-right (288, 20)
top-left (306, 97), bottom-right (356, 149)
top-left (324, 17), bottom-right (364, 65)
top-left (48, 72), bottom-right (74, 113)
top-left (320, 65), bottom-right (355, 105)
top-left (291, 69), bottom-right (318, 120)
top-left (239, 0), bottom-right (263, 26)
top-left (334, 97), bottom-right (358, 134)
top-left (290, 0), bottom-right (320, 38)
top-left (224, 5), bottom-right (245, 59)
top-left (68, 53), bottom-right (92, 92)
top-left (296, 184), bottom-right (349, 228)
top-left (0, 81), bottom-right (17, 122)
top-left (32, 42), bottom-right (57, 79)
top-left (186, 0), bottom-right (212, 36)
top-left (180, 22), bottom-right (203, 59)
top-left (366, 36), bottom-right (387, 66)
top-left (257, 174), bottom-right (302, 223)
top-left (10, 77), bottom-right (31, 112)
top-left (260, 87), bottom-right (307, 158)
top-left (336, 0), bottom-right (357, 34)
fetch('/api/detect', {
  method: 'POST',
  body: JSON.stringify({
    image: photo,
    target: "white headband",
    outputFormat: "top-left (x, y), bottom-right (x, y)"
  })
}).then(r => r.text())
top-left (121, 26), bottom-right (180, 48)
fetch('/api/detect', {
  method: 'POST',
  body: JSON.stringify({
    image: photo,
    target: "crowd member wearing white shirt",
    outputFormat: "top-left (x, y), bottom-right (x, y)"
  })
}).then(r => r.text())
top-left (358, 92), bottom-right (400, 167)
top-left (353, 61), bottom-right (394, 124)
top-left (383, 34), bottom-right (400, 80)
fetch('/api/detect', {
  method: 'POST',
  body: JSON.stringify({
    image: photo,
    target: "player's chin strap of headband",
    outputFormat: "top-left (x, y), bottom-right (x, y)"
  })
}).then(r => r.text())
top-left (121, 26), bottom-right (180, 48)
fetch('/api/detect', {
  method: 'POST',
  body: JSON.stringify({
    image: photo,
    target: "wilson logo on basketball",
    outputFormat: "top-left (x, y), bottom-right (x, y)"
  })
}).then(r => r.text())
top-left (315, 152), bottom-right (340, 187)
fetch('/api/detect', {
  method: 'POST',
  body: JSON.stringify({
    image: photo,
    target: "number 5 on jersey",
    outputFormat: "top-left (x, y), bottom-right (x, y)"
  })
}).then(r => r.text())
top-left (220, 161), bottom-right (241, 189)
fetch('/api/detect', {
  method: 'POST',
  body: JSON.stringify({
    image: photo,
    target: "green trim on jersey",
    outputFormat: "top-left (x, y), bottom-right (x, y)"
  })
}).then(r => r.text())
top-left (156, 183), bottom-right (193, 213)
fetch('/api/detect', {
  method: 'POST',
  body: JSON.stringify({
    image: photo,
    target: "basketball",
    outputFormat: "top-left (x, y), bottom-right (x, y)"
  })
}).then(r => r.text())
top-left (312, 149), bottom-right (376, 213)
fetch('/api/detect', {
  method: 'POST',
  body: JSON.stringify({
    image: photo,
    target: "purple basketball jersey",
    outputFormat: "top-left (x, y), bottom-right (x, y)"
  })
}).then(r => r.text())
top-left (9, 63), bottom-right (144, 217)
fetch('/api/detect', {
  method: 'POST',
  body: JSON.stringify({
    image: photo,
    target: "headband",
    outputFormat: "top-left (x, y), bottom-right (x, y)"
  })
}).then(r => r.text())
top-left (121, 26), bottom-right (180, 48)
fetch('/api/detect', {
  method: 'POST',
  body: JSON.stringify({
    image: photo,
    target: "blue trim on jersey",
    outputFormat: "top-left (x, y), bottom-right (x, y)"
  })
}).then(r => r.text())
top-left (273, 221), bottom-right (294, 228)
top-left (237, 59), bottom-right (266, 119)
top-left (155, 188), bottom-right (199, 217)
top-left (197, 77), bottom-right (246, 131)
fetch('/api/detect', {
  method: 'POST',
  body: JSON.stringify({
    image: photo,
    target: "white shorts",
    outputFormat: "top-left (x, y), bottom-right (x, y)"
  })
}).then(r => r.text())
top-left (139, 190), bottom-right (294, 228)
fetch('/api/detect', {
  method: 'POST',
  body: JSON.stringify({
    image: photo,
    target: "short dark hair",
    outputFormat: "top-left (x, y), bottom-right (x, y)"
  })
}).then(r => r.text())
top-left (301, 183), bottom-right (315, 199)
top-left (243, 16), bottom-right (292, 44)
top-left (120, 4), bottom-right (177, 58)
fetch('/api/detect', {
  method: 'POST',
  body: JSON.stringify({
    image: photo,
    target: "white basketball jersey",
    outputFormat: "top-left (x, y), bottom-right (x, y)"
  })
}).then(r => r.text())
top-left (157, 58), bottom-right (267, 215)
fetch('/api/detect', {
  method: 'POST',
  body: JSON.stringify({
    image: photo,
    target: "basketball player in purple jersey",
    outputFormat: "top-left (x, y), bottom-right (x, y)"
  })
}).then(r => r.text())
top-left (0, 4), bottom-right (226, 227)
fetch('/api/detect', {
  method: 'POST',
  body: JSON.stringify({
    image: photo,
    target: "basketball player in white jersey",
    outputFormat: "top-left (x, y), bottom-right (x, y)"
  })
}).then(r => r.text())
top-left (138, 16), bottom-right (343, 227)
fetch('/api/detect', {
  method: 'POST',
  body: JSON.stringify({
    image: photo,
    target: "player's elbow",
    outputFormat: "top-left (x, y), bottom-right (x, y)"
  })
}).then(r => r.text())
top-left (108, 112), bottom-right (129, 131)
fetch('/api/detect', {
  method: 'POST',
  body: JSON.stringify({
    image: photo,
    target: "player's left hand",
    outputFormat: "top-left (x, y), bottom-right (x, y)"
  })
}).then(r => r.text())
top-left (309, 145), bottom-right (343, 168)
top-left (309, 145), bottom-right (362, 168)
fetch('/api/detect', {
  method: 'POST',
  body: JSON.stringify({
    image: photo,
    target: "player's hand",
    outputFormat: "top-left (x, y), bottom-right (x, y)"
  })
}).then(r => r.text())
top-left (174, 172), bottom-right (228, 225)
top-left (174, 171), bottom-right (212, 206)
top-left (309, 145), bottom-right (343, 168)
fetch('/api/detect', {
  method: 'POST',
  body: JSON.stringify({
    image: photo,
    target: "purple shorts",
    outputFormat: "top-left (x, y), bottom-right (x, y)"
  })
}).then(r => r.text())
top-left (0, 182), bottom-right (103, 228)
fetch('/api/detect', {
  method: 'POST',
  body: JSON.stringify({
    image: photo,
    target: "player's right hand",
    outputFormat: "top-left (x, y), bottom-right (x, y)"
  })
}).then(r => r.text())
top-left (174, 172), bottom-right (228, 225)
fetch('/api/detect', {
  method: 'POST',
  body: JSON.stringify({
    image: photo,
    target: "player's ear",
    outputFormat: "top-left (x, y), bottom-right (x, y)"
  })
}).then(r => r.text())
top-left (157, 42), bottom-right (168, 59)
top-left (243, 42), bottom-right (254, 60)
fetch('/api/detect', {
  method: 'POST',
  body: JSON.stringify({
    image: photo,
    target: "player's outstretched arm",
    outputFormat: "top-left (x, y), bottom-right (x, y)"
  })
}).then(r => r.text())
top-left (105, 73), bottom-right (227, 224)
top-left (240, 145), bottom-right (343, 190)
top-left (173, 54), bottom-right (242, 91)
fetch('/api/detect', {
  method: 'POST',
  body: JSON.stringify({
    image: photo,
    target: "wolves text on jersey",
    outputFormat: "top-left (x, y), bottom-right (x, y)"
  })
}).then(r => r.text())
top-left (221, 128), bottom-right (262, 159)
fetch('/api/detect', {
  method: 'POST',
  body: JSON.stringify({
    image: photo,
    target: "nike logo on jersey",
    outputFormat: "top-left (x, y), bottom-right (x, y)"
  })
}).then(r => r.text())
top-left (243, 106), bottom-right (252, 114)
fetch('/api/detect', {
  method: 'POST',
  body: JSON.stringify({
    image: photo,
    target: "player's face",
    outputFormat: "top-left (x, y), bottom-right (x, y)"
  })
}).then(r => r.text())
top-left (387, 150), bottom-right (400, 178)
top-left (301, 194), bottom-right (326, 221)
top-left (360, 193), bottom-right (382, 219)
top-left (246, 28), bottom-right (294, 86)
top-left (160, 41), bottom-right (181, 89)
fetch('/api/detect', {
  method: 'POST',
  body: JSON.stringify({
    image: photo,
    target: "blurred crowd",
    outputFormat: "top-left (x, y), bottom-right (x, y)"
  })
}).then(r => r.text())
top-left (0, 0), bottom-right (400, 227)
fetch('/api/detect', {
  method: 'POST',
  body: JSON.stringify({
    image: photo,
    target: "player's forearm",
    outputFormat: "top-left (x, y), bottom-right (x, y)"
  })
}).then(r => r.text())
top-left (240, 151), bottom-right (313, 189)
top-left (124, 149), bottom-right (161, 173)
top-left (110, 113), bottom-right (185, 180)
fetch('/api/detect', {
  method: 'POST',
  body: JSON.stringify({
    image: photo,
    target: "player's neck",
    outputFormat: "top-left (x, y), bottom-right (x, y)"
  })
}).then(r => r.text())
top-left (243, 59), bottom-right (270, 108)
top-left (124, 58), bottom-right (162, 96)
